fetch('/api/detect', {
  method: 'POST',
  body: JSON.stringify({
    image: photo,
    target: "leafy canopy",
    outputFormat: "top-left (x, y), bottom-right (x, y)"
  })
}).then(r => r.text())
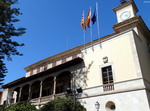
top-left (40, 98), bottom-right (86, 111)
top-left (5, 103), bottom-right (37, 111)
top-left (0, 0), bottom-right (26, 85)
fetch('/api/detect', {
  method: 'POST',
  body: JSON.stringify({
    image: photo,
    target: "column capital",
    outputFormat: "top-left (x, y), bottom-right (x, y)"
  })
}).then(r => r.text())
top-left (40, 81), bottom-right (43, 86)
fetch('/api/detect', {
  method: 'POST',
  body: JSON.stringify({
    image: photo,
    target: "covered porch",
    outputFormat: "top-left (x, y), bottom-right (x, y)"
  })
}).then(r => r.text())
top-left (3, 57), bottom-right (83, 107)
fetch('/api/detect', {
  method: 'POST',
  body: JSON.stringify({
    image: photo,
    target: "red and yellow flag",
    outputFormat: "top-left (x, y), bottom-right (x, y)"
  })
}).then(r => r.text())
top-left (86, 10), bottom-right (91, 28)
top-left (80, 13), bottom-right (86, 30)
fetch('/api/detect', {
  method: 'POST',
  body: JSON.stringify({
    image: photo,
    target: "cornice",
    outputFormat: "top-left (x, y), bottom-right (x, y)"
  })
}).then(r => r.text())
top-left (113, 16), bottom-right (140, 31)
top-left (113, 0), bottom-right (138, 13)
top-left (113, 16), bottom-right (150, 43)
top-left (24, 47), bottom-right (82, 71)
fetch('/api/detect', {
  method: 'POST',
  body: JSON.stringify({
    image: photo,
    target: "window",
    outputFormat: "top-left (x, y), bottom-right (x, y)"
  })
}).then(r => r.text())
top-left (72, 54), bottom-right (77, 59)
top-left (37, 67), bottom-right (40, 73)
top-left (102, 66), bottom-right (113, 84)
top-left (62, 58), bottom-right (66, 63)
top-left (52, 61), bottom-right (56, 67)
top-left (44, 64), bottom-right (47, 71)
top-left (105, 101), bottom-right (116, 111)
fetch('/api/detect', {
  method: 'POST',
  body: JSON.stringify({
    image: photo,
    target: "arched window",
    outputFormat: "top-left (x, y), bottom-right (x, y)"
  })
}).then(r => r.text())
top-left (56, 71), bottom-right (71, 94)
top-left (31, 81), bottom-right (40, 99)
top-left (13, 87), bottom-right (20, 103)
top-left (21, 84), bottom-right (30, 101)
top-left (42, 77), bottom-right (54, 97)
top-left (105, 101), bottom-right (116, 111)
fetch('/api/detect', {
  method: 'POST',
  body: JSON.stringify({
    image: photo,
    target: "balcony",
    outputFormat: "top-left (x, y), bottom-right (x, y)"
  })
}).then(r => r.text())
top-left (103, 83), bottom-right (114, 91)
top-left (29, 93), bottom-right (67, 105)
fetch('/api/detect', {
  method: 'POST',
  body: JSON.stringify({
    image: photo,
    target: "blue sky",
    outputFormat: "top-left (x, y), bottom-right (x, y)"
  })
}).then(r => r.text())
top-left (4, 0), bottom-right (150, 84)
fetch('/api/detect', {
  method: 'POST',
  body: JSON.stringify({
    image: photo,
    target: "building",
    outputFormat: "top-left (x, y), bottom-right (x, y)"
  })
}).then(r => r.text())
top-left (1, 0), bottom-right (150, 111)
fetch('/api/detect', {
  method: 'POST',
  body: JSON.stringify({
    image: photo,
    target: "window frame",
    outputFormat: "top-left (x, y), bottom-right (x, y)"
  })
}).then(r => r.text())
top-left (100, 62), bottom-right (115, 85)
top-left (102, 65), bottom-right (113, 84)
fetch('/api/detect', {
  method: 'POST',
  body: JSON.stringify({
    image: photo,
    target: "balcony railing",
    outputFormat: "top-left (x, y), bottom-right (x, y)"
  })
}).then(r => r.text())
top-left (55, 92), bottom-right (67, 99)
top-left (29, 92), bottom-right (66, 105)
top-left (29, 98), bottom-right (39, 105)
top-left (40, 95), bottom-right (53, 103)
top-left (10, 98), bottom-right (15, 104)
top-left (103, 83), bottom-right (114, 91)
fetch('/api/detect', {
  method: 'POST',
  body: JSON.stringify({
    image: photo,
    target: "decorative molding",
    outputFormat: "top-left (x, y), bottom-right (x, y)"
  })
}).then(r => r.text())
top-left (113, 0), bottom-right (138, 13)
top-left (78, 86), bottom-right (145, 99)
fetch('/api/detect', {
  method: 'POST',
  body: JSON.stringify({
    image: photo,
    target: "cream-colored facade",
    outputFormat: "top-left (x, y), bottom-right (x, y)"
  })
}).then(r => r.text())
top-left (1, 0), bottom-right (150, 111)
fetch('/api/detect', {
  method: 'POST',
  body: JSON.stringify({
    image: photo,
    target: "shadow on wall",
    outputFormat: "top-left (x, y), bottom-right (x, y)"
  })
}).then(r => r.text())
top-left (75, 61), bottom-right (94, 89)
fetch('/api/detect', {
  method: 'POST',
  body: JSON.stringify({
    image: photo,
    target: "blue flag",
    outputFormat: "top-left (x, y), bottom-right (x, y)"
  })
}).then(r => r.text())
top-left (91, 11), bottom-right (96, 25)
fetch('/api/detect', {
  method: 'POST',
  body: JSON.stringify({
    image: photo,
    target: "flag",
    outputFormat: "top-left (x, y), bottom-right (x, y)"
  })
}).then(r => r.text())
top-left (91, 10), bottom-right (96, 24)
top-left (81, 12), bottom-right (86, 30)
top-left (86, 10), bottom-right (91, 28)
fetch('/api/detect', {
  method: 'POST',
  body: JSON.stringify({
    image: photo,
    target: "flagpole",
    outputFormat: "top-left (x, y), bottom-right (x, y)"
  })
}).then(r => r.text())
top-left (83, 11), bottom-right (86, 53)
top-left (83, 28), bottom-right (86, 53)
top-left (90, 7), bottom-right (94, 50)
top-left (96, 2), bottom-right (101, 48)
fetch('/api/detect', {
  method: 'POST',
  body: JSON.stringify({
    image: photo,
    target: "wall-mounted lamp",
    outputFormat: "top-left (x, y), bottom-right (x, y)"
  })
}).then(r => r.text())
top-left (95, 101), bottom-right (100, 111)
top-left (66, 87), bottom-right (83, 111)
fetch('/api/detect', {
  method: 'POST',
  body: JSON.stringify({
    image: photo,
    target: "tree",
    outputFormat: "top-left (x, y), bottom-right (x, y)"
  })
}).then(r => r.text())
top-left (0, 0), bottom-right (26, 85)
top-left (0, 105), bottom-right (5, 111)
top-left (40, 98), bottom-right (86, 111)
top-left (4, 103), bottom-right (37, 111)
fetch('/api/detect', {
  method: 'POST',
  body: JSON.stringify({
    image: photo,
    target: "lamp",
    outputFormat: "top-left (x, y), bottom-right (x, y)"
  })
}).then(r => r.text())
top-left (76, 87), bottom-right (83, 93)
top-left (66, 88), bottom-right (72, 95)
top-left (66, 87), bottom-right (83, 111)
top-left (95, 101), bottom-right (100, 111)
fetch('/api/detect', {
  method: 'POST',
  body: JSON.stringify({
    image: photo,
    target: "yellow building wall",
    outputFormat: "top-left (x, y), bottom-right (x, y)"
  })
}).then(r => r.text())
top-left (81, 31), bottom-right (139, 88)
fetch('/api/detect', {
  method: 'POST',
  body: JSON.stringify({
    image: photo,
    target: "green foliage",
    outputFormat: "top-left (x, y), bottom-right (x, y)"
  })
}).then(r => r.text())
top-left (5, 103), bottom-right (37, 111)
top-left (40, 98), bottom-right (86, 111)
top-left (0, 0), bottom-right (26, 85)
top-left (0, 105), bottom-right (5, 111)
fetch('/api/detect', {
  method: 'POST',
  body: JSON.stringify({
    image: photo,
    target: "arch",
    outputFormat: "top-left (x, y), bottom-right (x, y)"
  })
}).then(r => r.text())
top-left (20, 84), bottom-right (30, 101)
top-left (56, 71), bottom-right (71, 94)
top-left (105, 101), bottom-right (116, 111)
top-left (31, 81), bottom-right (41, 99)
top-left (42, 77), bottom-right (54, 97)
top-left (13, 87), bottom-right (20, 103)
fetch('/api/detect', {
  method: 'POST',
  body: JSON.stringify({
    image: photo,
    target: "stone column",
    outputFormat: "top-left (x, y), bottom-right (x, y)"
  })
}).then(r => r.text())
top-left (18, 87), bottom-right (22, 102)
top-left (71, 71), bottom-right (74, 89)
top-left (38, 81), bottom-right (43, 105)
top-left (8, 90), bottom-right (13, 104)
top-left (39, 81), bottom-right (43, 98)
top-left (28, 84), bottom-right (31, 100)
top-left (7, 89), bottom-right (12, 105)
top-left (53, 77), bottom-right (56, 99)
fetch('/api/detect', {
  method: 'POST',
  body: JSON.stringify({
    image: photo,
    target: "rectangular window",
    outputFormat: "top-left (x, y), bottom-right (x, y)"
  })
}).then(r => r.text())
top-left (72, 54), bottom-right (77, 59)
top-left (62, 58), bottom-right (66, 64)
top-left (102, 66), bottom-right (113, 84)
top-left (52, 61), bottom-right (56, 67)
top-left (44, 64), bottom-right (47, 71)
top-left (37, 67), bottom-right (40, 73)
